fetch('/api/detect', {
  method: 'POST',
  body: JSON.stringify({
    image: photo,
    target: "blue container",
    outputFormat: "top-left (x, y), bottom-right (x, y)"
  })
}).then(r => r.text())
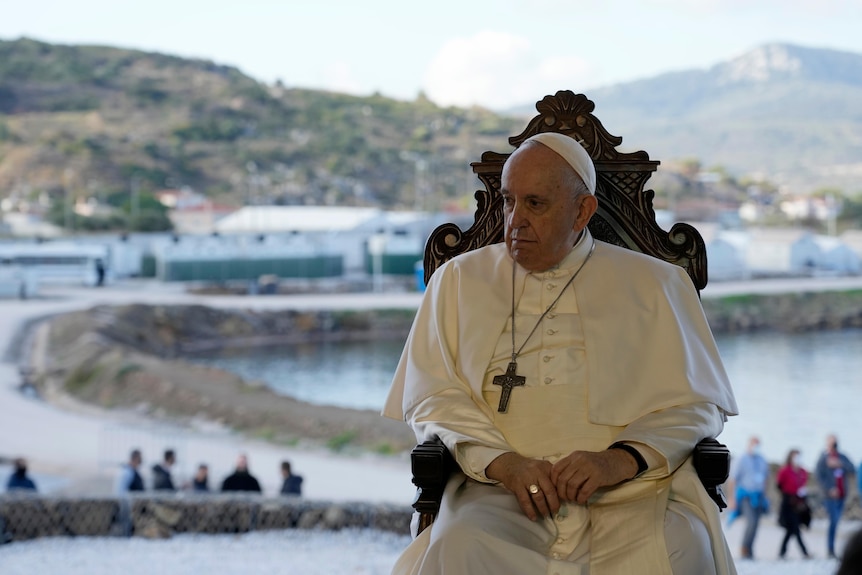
top-left (414, 260), bottom-right (426, 292)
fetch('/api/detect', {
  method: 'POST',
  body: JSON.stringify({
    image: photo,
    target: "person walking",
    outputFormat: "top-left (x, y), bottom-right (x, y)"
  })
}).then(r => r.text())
top-left (777, 448), bottom-right (810, 559)
top-left (729, 436), bottom-right (770, 559)
top-left (815, 434), bottom-right (855, 558)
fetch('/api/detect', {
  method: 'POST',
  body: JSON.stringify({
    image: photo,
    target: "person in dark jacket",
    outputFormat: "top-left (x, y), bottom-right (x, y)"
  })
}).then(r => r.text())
top-left (152, 449), bottom-right (176, 491)
top-left (279, 460), bottom-right (303, 496)
top-left (191, 463), bottom-right (210, 492)
top-left (5, 458), bottom-right (37, 491)
top-left (816, 434), bottom-right (855, 558)
top-left (221, 454), bottom-right (262, 493)
top-left (116, 449), bottom-right (145, 494)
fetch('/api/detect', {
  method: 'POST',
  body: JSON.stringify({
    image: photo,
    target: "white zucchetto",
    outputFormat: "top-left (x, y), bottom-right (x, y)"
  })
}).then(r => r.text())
top-left (524, 132), bottom-right (596, 195)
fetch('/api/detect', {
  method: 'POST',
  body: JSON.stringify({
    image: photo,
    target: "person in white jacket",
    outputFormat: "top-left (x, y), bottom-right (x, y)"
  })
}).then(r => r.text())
top-left (383, 132), bottom-right (738, 575)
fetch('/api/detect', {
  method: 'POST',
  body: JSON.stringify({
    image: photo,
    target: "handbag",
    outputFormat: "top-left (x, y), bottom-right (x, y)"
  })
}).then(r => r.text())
top-left (794, 495), bottom-right (812, 528)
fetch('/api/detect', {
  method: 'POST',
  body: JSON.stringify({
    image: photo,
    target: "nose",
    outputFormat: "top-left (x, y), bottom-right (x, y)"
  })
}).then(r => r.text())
top-left (507, 200), bottom-right (528, 230)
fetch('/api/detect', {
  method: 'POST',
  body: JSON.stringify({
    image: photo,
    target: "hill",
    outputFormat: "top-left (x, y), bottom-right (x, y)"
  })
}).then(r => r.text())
top-left (0, 37), bottom-right (521, 219)
top-left (1, 38), bottom-right (861, 233)
top-left (512, 43), bottom-right (862, 194)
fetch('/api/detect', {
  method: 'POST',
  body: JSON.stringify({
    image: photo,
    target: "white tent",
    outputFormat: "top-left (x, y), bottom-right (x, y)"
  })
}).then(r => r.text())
top-left (743, 228), bottom-right (822, 277)
top-left (813, 235), bottom-right (861, 275)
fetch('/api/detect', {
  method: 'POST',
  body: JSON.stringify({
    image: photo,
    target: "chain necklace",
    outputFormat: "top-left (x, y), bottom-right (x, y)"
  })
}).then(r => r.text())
top-left (492, 238), bottom-right (595, 413)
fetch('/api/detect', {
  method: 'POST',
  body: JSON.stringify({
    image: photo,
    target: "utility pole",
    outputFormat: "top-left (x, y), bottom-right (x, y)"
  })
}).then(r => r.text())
top-left (130, 175), bottom-right (141, 229)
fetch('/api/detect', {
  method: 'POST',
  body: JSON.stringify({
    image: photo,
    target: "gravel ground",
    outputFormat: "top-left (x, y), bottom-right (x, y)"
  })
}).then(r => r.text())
top-left (0, 522), bottom-right (854, 575)
top-left (0, 529), bottom-right (412, 575)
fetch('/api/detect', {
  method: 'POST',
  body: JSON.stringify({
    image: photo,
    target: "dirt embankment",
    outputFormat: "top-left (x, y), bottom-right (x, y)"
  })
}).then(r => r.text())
top-left (31, 304), bottom-right (418, 454)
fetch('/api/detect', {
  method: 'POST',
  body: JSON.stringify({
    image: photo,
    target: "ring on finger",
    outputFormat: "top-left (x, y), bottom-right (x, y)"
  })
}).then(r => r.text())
top-left (528, 484), bottom-right (540, 495)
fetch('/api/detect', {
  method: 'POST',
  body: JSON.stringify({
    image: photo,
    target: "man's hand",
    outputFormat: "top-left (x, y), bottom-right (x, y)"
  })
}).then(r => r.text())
top-left (550, 449), bottom-right (639, 505)
top-left (486, 452), bottom-right (559, 521)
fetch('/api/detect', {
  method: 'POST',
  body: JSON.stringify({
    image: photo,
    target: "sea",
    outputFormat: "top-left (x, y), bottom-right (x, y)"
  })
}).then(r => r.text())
top-left (192, 327), bottom-right (862, 471)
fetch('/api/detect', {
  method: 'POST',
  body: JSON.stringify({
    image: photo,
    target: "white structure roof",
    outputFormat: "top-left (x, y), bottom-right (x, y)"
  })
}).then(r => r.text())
top-left (214, 206), bottom-right (384, 234)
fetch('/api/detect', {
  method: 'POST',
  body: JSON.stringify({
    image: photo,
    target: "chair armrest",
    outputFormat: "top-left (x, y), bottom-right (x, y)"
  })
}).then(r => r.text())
top-left (410, 437), bottom-right (456, 534)
top-left (408, 435), bottom-right (730, 537)
top-left (693, 437), bottom-right (730, 511)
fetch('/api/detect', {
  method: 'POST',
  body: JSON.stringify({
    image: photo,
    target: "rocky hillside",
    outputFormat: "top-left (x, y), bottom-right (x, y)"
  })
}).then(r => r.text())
top-left (3, 37), bottom-right (862, 231)
top-left (0, 37), bottom-right (521, 214)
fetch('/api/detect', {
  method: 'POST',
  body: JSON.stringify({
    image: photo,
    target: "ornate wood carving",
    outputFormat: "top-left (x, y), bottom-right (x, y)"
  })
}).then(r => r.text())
top-left (423, 90), bottom-right (708, 292)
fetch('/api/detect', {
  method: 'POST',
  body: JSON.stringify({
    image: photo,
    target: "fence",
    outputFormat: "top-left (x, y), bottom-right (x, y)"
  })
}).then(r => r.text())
top-left (0, 494), bottom-right (412, 544)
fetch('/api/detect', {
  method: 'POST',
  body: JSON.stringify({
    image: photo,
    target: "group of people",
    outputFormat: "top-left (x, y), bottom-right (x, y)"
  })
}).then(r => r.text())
top-left (729, 433), bottom-right (860, 561)
top-left (116, 448), bottom-right (303, 496)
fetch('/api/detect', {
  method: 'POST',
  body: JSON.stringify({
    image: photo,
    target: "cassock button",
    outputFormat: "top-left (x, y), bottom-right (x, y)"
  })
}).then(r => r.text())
top-left (556, 537), bottom-right (565, 544)
top-left (552, 553), bottom-right (562, 560)
top-left (547, 313), bottom-right (556, 319)
top-left (544, 377), bottom-right (552, 384)
top-left (543, 355), bottom-right (552, 362)
top-left (546, 329), bottom-right (556, 335)
top-left (546, 283), bottom-right (556, 290)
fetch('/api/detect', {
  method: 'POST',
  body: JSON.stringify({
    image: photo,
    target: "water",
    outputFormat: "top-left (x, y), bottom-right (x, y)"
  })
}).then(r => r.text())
top-left (193, 339), bottom-right (405, 411)
top-left (193, 328), bottom-right (862, 470)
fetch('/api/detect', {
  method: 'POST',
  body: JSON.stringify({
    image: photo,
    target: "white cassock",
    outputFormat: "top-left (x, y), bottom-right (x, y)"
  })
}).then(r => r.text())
top-left (383, 229), bottom-right (739, 575)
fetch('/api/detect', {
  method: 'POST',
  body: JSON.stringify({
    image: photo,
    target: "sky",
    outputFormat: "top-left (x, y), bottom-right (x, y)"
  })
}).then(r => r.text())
top-left (1, 0), bottom-right (862, 111)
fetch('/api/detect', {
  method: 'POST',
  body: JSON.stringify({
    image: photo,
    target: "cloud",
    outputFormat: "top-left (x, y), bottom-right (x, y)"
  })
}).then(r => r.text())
top-left (422, 30), bottom-right (594, 110)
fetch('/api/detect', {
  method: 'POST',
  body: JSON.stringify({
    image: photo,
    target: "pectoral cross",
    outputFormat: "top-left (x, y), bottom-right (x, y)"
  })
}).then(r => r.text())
top-left (493, 361), bottom-right (526, 413)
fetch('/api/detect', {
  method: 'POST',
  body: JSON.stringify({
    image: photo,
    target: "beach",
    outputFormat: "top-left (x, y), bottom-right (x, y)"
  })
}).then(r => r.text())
top-left (3, 279), bottom-right (862, 573)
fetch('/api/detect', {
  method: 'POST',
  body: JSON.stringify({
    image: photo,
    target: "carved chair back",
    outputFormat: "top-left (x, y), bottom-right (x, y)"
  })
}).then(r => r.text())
top-left (423, 90), bottom-right (707, 291)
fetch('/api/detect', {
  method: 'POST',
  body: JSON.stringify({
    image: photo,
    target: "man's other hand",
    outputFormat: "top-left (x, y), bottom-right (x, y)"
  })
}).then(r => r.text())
top-left (550, 449), bottom-right (639, 505)
top-left (486, 452), bottom-right (559, 521)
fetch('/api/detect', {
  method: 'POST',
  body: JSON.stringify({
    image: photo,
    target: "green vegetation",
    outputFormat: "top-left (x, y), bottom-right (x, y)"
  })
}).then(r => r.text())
top-left (327, 430), bottom-right (358, 452)
top-left (115, 363), bottom-right (142, 380)
top-left (65, 363), bottom-right (102, 393)
top-left (0, 37), bottom-right (523, 228)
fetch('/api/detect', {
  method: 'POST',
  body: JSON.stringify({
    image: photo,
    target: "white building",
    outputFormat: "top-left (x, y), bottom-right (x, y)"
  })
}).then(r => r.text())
top-left (688, 223), bottom-right (748, 281)
top-left (743, 228), bottom-right (822, 277)
top-left (813, 235), bottom-right (861, 275)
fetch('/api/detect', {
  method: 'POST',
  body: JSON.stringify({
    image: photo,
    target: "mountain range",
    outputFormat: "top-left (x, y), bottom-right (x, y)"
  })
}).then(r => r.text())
top-left (0, 38), bottom-right (860, 224)
top-left (510, 43), bottom-right (862, 194)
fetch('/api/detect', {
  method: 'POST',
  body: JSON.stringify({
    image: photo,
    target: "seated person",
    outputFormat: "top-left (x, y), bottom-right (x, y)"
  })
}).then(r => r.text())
top-left (383, 133), bottom-right (738, 574)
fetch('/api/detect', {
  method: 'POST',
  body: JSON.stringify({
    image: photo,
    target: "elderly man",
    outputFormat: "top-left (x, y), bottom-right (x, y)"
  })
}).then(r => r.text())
top-left (383, 132), bottom-right (738, 574)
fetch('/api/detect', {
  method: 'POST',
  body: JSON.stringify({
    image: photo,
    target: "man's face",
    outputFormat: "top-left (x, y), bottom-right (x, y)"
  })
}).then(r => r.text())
top-left (501, 143), bottom-right (595, 272)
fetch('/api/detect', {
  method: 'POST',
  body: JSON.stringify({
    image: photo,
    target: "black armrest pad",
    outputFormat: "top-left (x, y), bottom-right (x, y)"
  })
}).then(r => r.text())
top-left (692, 437), bottom-right (730, 487)
top-left (411, 437), bottom-right (456, 489)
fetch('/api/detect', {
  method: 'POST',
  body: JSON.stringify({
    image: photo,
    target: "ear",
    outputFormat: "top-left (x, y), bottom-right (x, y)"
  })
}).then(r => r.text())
top-left (574, 194), bottom-right (598, 230)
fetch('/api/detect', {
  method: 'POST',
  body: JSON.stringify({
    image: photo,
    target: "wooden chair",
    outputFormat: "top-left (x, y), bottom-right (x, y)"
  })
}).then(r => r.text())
top-left (410, 90), bottom-right (727, 535)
